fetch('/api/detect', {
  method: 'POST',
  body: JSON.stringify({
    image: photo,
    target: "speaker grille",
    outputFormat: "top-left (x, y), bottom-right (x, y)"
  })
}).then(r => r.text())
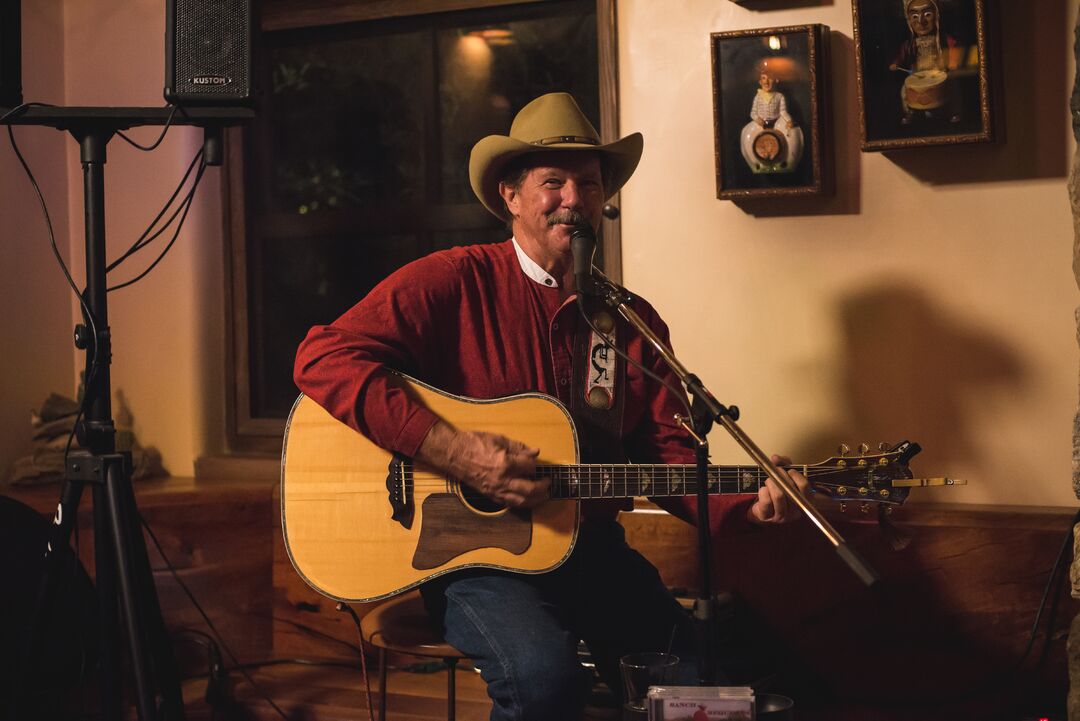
top-left (167, 0), bottom-right (251, 104)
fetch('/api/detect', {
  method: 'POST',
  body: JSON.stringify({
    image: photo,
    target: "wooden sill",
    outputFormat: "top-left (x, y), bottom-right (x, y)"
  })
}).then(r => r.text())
top-left (3, 474), bottom-right (277, 515)
top-left (195, 453), bottom-right (279, 482)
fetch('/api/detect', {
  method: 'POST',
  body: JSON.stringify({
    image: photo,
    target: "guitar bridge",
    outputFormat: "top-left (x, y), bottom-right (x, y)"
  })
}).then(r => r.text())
top-left (386, 453), bottom-right (414, 529)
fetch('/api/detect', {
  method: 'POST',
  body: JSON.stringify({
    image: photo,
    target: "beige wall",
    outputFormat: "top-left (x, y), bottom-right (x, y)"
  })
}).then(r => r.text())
top-left (3, 0), bottom-right (1077, 508)
top-left (59, 0), bottom-right (227, 477)
top-left (0, 0), bottom-right (225, 480)
top-left (0, 0), bottom-right (73, 480)
top-left (618, 0), bottom-right (1079, 506)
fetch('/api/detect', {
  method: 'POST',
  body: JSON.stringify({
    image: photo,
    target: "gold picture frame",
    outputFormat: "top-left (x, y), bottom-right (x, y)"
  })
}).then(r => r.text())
top-left (852, 0), bottom-right (994, 151)
top-left (710, 24), bottom-right (831, 200)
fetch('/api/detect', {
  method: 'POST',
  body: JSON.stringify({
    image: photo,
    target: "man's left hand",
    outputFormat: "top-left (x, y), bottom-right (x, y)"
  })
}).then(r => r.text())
top-left (748, 454), bottom-right (810, 524)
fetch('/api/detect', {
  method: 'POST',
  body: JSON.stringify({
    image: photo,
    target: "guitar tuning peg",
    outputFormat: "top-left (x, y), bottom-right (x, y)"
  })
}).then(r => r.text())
top-left (837, 443), bottom-right (850, 457)
top-left (878, 442), bottom-right (890, 452)
top-left (859, 442), bottom-right (870, 455)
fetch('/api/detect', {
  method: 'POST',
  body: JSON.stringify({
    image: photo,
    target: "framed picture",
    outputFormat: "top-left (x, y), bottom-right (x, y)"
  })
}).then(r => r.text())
top-left (710, 25), bottom-right (830, 200)
top-left (853, 0), bottom-right (993, 151)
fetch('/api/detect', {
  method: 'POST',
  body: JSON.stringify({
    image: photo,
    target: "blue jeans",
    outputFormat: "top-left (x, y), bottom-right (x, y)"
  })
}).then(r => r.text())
top-left (420, 519), bottom-right (698, 721)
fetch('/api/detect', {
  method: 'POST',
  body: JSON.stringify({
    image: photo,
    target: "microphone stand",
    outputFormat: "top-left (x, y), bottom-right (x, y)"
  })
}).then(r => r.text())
top-left (579, 264), bottom-right (879, 685)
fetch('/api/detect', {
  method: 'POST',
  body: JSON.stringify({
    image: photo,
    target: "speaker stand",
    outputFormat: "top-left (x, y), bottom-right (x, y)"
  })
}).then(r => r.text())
top-left (5, 106), bottom-right (250, 721)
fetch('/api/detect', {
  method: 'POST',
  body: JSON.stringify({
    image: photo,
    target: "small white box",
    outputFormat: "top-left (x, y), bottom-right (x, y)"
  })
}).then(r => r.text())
top-left (646, 686), bottom-right (754, 721)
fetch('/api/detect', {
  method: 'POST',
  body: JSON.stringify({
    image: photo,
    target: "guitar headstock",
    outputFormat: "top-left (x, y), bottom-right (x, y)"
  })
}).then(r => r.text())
top-left (805, 440), bottom-right (924, 513)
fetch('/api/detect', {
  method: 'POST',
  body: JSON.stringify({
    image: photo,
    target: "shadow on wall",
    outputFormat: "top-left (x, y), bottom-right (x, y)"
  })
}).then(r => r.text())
top-left (789, 283), bottom-right (1026, 477)
top-left (883, 0), bottom-right (1070, 184)
top-left (738, 0), bottom-right (836, 11)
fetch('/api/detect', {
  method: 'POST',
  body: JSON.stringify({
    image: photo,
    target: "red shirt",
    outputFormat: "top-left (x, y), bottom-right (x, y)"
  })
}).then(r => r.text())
top-left (293, 239), bottom-right (755, 533)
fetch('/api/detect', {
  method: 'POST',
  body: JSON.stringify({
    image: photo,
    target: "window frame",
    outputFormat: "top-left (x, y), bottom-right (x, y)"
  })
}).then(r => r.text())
top-left (223, 0), bottom-right (624, 453)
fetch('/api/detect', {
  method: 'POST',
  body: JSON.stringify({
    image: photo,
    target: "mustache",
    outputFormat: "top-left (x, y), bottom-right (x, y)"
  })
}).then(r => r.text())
top-left (546, 210), bottom-right (589, 227)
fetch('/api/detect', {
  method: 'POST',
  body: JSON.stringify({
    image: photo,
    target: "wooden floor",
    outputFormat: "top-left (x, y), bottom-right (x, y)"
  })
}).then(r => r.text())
top-left (181, 659), bottom-right (623, 721)
top-left (182, 660), bottom-right (489, 721)
top-left (176, 655), bottom-right (1067, 721)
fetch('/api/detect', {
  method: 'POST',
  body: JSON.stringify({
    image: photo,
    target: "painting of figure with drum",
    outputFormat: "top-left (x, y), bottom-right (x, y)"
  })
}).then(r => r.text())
top-left (853, 0), bottom-right (994, 150)
top-left (711, 25), bottom-right (830, 199)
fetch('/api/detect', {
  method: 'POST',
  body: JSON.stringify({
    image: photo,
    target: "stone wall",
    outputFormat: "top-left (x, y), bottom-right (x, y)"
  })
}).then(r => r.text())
top-left (1067, 16), bottom-right (1080, 721)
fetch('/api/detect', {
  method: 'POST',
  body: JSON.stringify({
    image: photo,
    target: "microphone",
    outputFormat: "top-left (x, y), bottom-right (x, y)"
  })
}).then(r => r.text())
top-left (570, 223), bottom-right (597, 297)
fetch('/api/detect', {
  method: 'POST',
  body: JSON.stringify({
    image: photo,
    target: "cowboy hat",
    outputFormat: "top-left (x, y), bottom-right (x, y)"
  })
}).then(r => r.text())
top-left (469, 92), bottom-right (643, 221)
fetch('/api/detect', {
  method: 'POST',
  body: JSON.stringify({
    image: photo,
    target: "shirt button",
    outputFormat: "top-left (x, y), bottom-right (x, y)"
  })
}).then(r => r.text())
top-left (559, 377), bottom-right (569, 386)
top-left (552, 322), bottom-right (559, 331)
top-left (545, 278), bottom-right (553, 286)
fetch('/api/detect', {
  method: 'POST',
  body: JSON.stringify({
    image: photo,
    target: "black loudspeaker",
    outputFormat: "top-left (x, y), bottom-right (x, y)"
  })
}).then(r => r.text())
top-left (0, 0), bottom-right (21, 109)
top-left (165, 0), bottom-right (252, 105)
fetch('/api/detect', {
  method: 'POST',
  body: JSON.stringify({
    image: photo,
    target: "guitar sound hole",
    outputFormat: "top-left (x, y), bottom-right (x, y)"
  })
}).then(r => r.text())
top-left (458, 484), bottom-right (506, 514)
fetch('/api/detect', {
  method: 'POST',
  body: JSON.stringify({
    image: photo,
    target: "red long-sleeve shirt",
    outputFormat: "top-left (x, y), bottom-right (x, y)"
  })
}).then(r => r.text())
top-left (293, 239), bottom-right (755, 534)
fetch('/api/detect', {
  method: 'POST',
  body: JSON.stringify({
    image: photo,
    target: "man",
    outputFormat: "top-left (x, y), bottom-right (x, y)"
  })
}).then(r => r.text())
top-left (294, 92), bottom-right (808, 720)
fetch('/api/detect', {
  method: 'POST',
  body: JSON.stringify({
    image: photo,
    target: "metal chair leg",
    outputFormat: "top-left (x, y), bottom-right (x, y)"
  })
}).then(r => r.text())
top-left (379, 647), bottom-right (389, 721)
top-left (446, 657), bottom-right (458, 721)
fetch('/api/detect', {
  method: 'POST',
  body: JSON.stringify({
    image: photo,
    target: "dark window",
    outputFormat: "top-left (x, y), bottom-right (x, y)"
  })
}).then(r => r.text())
top-left (227, 0), bottom-right (618, 449)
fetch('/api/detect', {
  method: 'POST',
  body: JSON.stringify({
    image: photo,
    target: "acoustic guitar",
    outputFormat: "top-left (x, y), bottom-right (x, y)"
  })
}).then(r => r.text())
top-left (281, 373), bottom-right (954, 602)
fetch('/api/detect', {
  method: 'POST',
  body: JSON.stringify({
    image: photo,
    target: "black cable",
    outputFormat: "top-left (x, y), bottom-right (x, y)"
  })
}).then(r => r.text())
top-left (843, 507), bottom-right (1080, 709)
top-left (171, 627), bottom-right (230, 721)
top-left (173, 627), bottom-right (218, 655)
top-left (6, 123), bottom-right (100, 355)
top-left (271, 616), bottom-right (363, 655)
top-left (108, 154), bottom-right (207, 292)
top-left (335, 603), bottom-right (378, 721)
top-left (6, 118), bottom-right (103, 505)
top-left (106, 149), bottom-right (204, 274)
top-left (0, 101), bottom-right (55, 123)
top-left (139, 515), bottom-right (291, 721)
top-left (1030, 508), bottom-right (1075, 670)
top-left (183, 657), bottom-right (365, 679)
top-left (115, 105), bottom-right (180, 152)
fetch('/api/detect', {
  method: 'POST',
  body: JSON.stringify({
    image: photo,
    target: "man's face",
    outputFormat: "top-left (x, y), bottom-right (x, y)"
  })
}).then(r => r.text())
top-left (908, 1), bottom-right (938, 36)
top-left (760, 74), bottom-right (775, 91)
top-left (501, 151), bottom-right (605, 258)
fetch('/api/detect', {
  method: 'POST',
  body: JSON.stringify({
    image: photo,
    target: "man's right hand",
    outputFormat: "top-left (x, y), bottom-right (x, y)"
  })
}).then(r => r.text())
top-left (417, 421), bottom-right (550, 509)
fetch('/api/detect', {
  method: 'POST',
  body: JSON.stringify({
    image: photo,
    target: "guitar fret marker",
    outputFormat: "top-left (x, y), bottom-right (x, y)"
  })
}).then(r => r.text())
top-left (740, 472), bottom-right (755, 492)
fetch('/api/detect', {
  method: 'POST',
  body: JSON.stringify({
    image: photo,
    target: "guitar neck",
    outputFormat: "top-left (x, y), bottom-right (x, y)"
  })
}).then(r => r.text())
top-left (538, 464), bottom-right (779, 499)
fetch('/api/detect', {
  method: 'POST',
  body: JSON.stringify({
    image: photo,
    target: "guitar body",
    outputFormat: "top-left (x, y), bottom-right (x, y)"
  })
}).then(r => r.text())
top-left (281, 377), bottom-right (581, 602)
top-left (283, 375), bottom-right (947, 602)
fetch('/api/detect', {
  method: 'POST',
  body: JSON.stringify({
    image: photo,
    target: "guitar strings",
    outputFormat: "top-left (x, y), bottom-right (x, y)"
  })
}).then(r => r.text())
top-left (402, 465), bottom-right (902, 496)
top-left (405, 467), bottom-right (891, 481)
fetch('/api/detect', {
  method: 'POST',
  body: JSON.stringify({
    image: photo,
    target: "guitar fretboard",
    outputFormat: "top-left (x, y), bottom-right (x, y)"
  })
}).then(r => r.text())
top-left (537, 464), bottom-right (775, 499)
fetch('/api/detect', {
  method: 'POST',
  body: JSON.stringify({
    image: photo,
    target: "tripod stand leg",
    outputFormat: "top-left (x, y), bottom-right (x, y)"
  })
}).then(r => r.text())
top-left (102, 458), bottom-right (186, 720)
top-left (94, 480), bottom-right (124, 721)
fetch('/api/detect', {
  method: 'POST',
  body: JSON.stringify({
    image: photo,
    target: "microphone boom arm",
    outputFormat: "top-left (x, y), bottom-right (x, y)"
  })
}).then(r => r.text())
top-left (590, 269), bottom-right (880, 588)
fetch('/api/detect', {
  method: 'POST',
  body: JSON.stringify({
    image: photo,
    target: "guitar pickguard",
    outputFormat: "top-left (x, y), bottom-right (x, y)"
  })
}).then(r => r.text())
top-left (412, 493), bottom-right (532, 570)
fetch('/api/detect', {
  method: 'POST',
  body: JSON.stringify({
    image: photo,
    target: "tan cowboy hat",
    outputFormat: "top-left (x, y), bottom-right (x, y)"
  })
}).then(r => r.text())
top-left (469, 92), bottom-right (643, 221)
